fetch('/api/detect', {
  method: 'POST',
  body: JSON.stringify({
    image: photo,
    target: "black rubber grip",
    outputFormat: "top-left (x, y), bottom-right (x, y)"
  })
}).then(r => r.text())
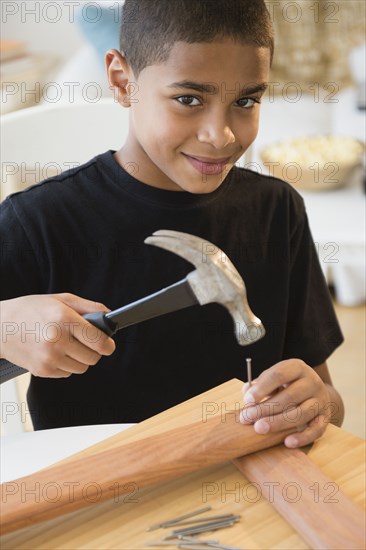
top-left (0, 313), bottom-right (116, 384)
top-left (106, 279), bottom-right (197, 330)
top-left (82, 311), bottom-right (117, 336)
top-left (0, 359), bottom-right (28, 384)
top-left (0, 280), bottom-right (196, 384)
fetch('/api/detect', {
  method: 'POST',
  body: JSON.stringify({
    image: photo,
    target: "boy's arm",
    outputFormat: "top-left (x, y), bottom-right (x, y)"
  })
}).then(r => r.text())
top-left (0, 294), bottom-right (115, 378)
top-left (313, 362), bottom-right (344, 427)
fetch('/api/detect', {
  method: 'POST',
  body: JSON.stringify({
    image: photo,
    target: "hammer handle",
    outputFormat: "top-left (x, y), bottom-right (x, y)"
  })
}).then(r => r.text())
top-left (104, 277), bottom-right (197, 330)
top-left (0, 359), bottom-right (27, 384)
top-left (0, 279), bottom-right (198, 384)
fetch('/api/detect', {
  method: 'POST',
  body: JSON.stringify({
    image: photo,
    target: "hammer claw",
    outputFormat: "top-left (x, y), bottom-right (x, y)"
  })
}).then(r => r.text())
top-left (148, 230), bottom-right (243, 275)
top-left (145, 230), bottom-right (265, 346)
top-left (147, 230), bottom-right (212, 252)
top-left (145, 230), bottom-right (205, 267)
top-left (146, 231), bottom-right (244, 288)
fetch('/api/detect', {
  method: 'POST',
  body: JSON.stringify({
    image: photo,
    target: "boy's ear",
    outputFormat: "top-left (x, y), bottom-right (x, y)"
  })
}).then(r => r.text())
top-left (105, 49), bottom-right (134, 108)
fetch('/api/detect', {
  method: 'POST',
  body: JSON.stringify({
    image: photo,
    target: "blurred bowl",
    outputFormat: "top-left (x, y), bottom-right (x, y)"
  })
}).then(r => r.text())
top-left (260, 135), bottom-right (365, 191)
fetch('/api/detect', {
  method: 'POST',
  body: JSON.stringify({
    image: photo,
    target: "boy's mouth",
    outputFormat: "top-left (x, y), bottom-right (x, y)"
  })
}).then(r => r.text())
top-left (182, 153), bottom-right (232, 175)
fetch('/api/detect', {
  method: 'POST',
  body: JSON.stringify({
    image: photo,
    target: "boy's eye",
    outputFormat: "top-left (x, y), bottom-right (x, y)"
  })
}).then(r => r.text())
top-left (175, 96), bottom-right (259, 108)
top-left (237, 97), bottom-right (258, 109)
top-left (175, 95), bottom-right (201, 107)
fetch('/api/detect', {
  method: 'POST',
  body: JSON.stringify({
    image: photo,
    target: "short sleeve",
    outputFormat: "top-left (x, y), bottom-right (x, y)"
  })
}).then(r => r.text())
top-left (283, 198), bottom-right (344, 366)
top-left (0, 196), bottom-right (45, 299)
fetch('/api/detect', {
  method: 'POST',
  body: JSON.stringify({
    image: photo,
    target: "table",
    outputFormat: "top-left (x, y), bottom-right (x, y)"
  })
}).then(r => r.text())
top-left (0, 424), bottom-right (133, 483)
top-left (1, 379), bottom-right (365, 549)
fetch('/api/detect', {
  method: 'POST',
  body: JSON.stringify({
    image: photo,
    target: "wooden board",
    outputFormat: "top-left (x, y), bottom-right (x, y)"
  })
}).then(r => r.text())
top-left (234, 446), bottom-right (365, 548)
top-left (1, 379), bottom-right (365, 549)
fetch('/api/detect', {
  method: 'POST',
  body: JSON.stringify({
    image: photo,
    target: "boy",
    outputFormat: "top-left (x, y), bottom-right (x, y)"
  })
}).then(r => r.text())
top-left (0, 0), bottom-right (344, 448)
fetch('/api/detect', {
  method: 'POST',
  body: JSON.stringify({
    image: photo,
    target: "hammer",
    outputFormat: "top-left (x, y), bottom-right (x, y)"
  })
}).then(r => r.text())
top-left (0, 230), bottom-right (265, 383)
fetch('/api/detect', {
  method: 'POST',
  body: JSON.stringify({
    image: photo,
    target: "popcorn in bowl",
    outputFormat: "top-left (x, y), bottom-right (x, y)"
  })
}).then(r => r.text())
top-left (261, 135), bottom-right (365, 191)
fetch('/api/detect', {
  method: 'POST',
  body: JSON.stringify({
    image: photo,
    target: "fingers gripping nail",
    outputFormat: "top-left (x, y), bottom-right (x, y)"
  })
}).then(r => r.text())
top-left (243, 390), bottom-right (255, 405)
top-left (240, 404), bottom-right (261, 424)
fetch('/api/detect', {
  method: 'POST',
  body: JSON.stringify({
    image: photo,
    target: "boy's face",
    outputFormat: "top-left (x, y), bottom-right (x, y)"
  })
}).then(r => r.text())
top-left (108, 40), bottom-right (270, 193)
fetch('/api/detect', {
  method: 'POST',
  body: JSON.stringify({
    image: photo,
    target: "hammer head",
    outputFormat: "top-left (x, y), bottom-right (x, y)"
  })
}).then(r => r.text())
top-left (145, 230), bottom-right (265, 346)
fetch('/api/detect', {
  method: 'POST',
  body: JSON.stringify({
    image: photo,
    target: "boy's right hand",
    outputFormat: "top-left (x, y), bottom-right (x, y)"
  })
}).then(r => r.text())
top-left (0, 293), bottom-right (116, 378)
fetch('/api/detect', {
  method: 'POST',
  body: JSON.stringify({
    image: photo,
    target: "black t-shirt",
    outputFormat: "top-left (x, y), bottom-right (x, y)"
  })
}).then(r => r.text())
top-left (1, 151), bottom-right (343, 429)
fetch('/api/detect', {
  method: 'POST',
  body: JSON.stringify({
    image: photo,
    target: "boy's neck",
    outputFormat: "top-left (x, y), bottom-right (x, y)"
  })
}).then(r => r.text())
top-left (113, 147), bottom-right (185, 192)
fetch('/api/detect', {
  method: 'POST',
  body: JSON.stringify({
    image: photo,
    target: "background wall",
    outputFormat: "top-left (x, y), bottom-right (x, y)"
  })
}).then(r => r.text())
top-left (1, 0), bottom-right (86, 59)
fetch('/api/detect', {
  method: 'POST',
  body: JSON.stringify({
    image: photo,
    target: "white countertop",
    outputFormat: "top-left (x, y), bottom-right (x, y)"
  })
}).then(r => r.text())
top-left (0, 423), bottom-right (134, 483)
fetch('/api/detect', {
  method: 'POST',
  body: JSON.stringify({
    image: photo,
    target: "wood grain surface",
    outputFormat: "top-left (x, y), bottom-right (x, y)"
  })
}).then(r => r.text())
top-left (0, 379), bottom-right (365, 549)
top-left (0, 382), bottom-right (296, 535)
top-left (234, 446), bottom-right (365, 549)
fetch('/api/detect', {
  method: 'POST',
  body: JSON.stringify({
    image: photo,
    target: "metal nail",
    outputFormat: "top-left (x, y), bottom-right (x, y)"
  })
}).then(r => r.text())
top-left (246, 357), bottom-right (252, 387)
top-left (146, 506), bottom-right (212, 531)
top-left (178, 546), bottom-right (213, 549)
top-left (144, 542), bottom-right (178, 547)
top-left (178, 542), bottom-right (246, 550)
top-left (163, 514), bottom-right (238, 528)
top-left (178, 542), bottom-right (217, 547)
top-left (164, 518), bottom-right (240, 539)
top-left (144, 538), bottom-right (219, 547)
top-left (174, 518), bottom-right (240, 535)
top-left (179, 535), bottom-right (220, 544)
top-left (180, 537), bottom-right (219, 544)
top-left (206, 544), bottom-right (247, 550)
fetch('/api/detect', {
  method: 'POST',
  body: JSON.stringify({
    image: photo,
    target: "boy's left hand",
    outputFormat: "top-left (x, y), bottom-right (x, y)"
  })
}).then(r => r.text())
top-left (240, 359), bottom-right (332, 448)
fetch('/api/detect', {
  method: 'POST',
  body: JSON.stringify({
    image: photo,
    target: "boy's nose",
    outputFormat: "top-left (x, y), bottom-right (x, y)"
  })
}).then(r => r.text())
top-left (197, 116), bottom-right (236, 149)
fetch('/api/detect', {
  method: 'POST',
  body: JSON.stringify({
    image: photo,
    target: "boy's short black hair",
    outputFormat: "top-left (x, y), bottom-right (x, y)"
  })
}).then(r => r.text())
top-left (120, 0), bottom-right (274, 79)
